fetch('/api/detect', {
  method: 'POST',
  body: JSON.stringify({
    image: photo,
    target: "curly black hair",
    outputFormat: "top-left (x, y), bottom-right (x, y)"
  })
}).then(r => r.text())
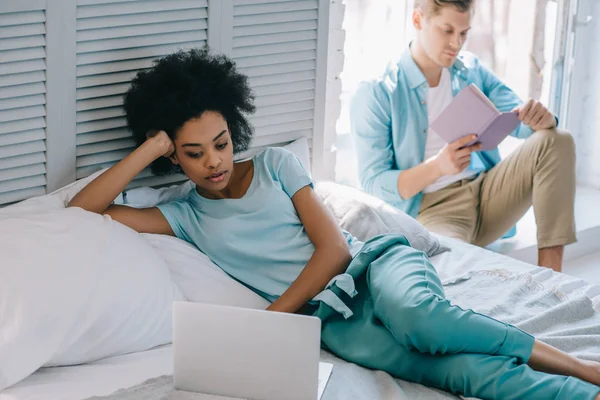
top-left (123, 47), bottom-right (256, 175)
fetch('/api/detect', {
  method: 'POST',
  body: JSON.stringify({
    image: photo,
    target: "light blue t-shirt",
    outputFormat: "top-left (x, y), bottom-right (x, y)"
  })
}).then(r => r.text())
top-left (157, 147), bottom-right (363, 302)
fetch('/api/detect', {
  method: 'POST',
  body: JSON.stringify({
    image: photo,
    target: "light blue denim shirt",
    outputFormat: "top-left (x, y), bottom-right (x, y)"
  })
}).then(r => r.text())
top-left (350, 48), bottom-right (535, 233)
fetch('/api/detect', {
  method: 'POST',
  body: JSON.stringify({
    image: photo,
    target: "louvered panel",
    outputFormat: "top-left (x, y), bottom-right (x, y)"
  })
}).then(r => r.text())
top-left (251, 129), bottom-right (313, 148)
top-left (76, 137), bottom-right (136, 156)
top-left (78, 20), bottom-right (208, 43)
top-left (77, 0), bottom-right (207, 18)
top-left (76, 107), bottom-right (124, 123)
top-left (0, 117), bottom-right (46, 136)
top-left (77, 8), bottom-right (208, 30)
top-left (0, 94), bottom-right (46, 112)
top-left (234, 10), bottom-right (317, 27)
top-left (78, 31), bottom-right (207, 54)
top-left (77, 95), bottom-right (123, 112)
top-left (0, 82), bottom-right (45, 101)
top-left (0, 35), bottom-right (46, 52)
top-left (0, 105), bottom-right (45, 124)
top-left (0, 59), bottom-right (46, 76)
top-left (234, 50), bottom-right (316, 69)
top-left (250, 70), bottom-right (315, 88)
top-left (0, 7), bottom-right (47, 205)
top-left (0, 152), bottom-right (46, 170)
top-left (254, 90), bottom-right (315, 108)
top-left (0, 47), bottom-right (46, 64)
top-left (0, 23), bottom-right (46, 40)
top-left (233, 30), bottom-right (317, 48)
top-left (232, 0), bottom-right (320, 161)
top-left (0, 174), bottom-right (46, 194)
top-left (253, 80), bottom-right (315, 97)
top-left (76, 117), bottom-right (127, 134)
top-left (241, 59), bottom-right (315, 78)
top-left (77, 58), bottom-right (156, 77)
top-left (76, 148), bottom-right (131, 169)
top-left (77, 71), bottom-right (137, 89)
top-left (77, 83), bottom-right (130, 100)
top-left (232, 40), bottom-right (316, 59)
top-left (126, 173), bottom-right (187, 190)
top-left (76, 128), bottom-right (132, 145)
top-left (0, 163), bottom-right (46, 183)
top-left (0, 11), bottom-right (45, 28)
top-left (253, 100), bottom-right (314, 118)
top-left (233, 20), bottom-right (317, 38)
top-left (77, 40), bottom-right (206, 66)
top-left (0, 129), bottom-right (45, 146)
top-left (0, 140), bottom-right (46, 160)
top-left (0, 186), bottom-right (46, 205)
top-left (75, 0), bottom-right (208, 185)
top-left (250, 109), bottom-right (313, 128)
top-left (0, 71), bottom-right (46, 88)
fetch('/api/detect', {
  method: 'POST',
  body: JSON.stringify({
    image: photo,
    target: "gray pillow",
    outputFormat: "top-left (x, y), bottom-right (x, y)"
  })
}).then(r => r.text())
top-left (315, 182), bottom-right (449, 257)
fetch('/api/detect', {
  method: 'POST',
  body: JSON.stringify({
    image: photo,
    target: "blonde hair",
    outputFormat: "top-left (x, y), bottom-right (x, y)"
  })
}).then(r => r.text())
top-left (415, 0), bottom-right (473, 16)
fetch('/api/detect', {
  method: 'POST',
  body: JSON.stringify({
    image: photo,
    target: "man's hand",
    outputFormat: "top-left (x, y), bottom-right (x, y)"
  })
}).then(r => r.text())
top-left (513, 99), bottom-right (557, 131)
top-left (434, 135), bottom-right (482, 177)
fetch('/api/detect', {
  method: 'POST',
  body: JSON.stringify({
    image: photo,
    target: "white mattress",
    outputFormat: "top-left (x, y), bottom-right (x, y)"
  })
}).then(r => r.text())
top-left (3, 237), bottom-right (599, 400)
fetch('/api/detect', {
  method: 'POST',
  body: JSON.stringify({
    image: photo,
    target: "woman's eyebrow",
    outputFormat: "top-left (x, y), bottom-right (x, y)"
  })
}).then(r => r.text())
top-left (181, 130), bottom-right (227, 147)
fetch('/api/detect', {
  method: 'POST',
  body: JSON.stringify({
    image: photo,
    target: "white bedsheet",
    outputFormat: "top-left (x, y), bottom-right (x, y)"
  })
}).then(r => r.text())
top-left (3, 237), bottom-right (599, 400)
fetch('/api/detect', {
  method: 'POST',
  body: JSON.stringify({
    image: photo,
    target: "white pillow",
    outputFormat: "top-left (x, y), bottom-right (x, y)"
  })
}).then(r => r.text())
top-left (142, 234), bottom-right (270, 309)
top-left (0, 208), bottom-right (183, 390)
top-left (315, 182), bottom-right (449, 257)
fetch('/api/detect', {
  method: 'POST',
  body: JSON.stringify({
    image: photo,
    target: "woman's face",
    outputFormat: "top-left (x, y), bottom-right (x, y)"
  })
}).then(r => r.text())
top-left (170, 111), bottom-right (235, 194)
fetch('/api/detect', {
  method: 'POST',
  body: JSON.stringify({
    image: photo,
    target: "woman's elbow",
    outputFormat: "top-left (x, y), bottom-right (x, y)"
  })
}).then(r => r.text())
top-left (331, 241), bottom-right (353, 269)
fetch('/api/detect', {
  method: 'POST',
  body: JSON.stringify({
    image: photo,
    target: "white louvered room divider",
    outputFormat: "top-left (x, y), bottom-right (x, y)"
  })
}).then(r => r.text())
top-left (0, 0), bottom-right (333, 206)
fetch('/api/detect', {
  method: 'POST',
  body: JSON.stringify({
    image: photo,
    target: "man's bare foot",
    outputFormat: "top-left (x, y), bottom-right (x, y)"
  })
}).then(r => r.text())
top-left (538, 245), bottom-right (564, 272)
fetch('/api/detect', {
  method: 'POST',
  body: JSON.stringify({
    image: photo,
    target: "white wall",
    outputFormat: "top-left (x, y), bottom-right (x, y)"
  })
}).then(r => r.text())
top-left (567, 0), bottom-right (600, 189)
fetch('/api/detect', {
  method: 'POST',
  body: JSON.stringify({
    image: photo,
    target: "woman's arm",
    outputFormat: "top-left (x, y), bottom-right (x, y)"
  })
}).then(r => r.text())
top-left (266, 186), bottom-right (352, 314)
top-left (68, 131), bottom-right (175, 235)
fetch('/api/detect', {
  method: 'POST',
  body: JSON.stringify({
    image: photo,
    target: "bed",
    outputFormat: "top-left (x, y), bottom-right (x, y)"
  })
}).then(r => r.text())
top-left (2, 231), bottom-right (599, 400)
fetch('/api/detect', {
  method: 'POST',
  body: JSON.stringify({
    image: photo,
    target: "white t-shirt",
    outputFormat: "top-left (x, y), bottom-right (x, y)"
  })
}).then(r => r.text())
top-left (423, 69), bottom-right (478, 194)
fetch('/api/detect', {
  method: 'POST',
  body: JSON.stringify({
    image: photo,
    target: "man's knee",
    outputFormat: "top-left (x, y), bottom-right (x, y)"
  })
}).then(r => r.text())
top-left (528, 128), bottom-right (576, 165)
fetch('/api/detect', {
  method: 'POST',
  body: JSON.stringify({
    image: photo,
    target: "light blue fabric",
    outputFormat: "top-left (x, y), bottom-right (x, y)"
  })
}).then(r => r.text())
top-left (310, 234), bottom-right (600, 400)
top-left (157, 147), bottom-right (363, 306)
top-left (350, 48), bottom-right (536, 238)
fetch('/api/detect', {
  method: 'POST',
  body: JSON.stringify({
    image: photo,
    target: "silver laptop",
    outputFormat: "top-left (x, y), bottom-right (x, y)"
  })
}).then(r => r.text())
top-left (173, 301), bottom-right (322, 400)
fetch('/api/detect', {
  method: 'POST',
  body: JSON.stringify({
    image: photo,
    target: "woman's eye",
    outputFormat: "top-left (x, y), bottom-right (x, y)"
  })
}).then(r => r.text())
top-left (216, 142), bottom-right (228, 150)
top-left (187, 152), bottom-right (202, 159)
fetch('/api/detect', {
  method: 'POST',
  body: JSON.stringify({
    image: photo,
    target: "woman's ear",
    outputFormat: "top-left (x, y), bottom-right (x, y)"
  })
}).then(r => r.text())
top-left (413, 9), bottom-right (423, 31)
top-left (169, 152), bottom-right (180, 165)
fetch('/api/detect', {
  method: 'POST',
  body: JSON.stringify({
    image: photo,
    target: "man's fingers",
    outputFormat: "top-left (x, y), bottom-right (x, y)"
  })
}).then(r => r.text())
top-left (518, 99), bottom-right (535, 121)
top-left (531, 109), bottom-right (547, 128)
top-left (458, 161), bottom-right (471, 171)
top-left (451, 134), bottom-right (478, 150)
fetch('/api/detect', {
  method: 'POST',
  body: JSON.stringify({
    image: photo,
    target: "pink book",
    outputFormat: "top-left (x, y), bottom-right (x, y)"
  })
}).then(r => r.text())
top-left (429, 83), bottom-right (521, 151)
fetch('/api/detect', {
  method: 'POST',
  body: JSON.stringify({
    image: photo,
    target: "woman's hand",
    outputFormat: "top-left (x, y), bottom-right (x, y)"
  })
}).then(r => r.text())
top-left (146, 130), bottom-right (175, 158)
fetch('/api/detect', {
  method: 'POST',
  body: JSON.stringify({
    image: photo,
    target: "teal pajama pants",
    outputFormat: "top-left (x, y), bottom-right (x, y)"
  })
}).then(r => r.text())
top-left (310, 235), bottom-right (600, 400)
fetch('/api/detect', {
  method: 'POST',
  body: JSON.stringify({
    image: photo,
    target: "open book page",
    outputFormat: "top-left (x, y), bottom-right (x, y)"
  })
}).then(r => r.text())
top-left (318, 362), bottom-right (333, 400)
top-left (467, 83), bottom-right (499, 114)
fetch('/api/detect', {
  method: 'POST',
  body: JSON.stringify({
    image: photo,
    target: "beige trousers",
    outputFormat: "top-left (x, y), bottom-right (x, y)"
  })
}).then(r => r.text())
top-left (417, 129), bottom-right (577, 248)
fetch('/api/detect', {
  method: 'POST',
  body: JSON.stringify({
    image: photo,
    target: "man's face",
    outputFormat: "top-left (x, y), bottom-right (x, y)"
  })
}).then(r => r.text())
top-left (414, 5), bottom-right (473, 67)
